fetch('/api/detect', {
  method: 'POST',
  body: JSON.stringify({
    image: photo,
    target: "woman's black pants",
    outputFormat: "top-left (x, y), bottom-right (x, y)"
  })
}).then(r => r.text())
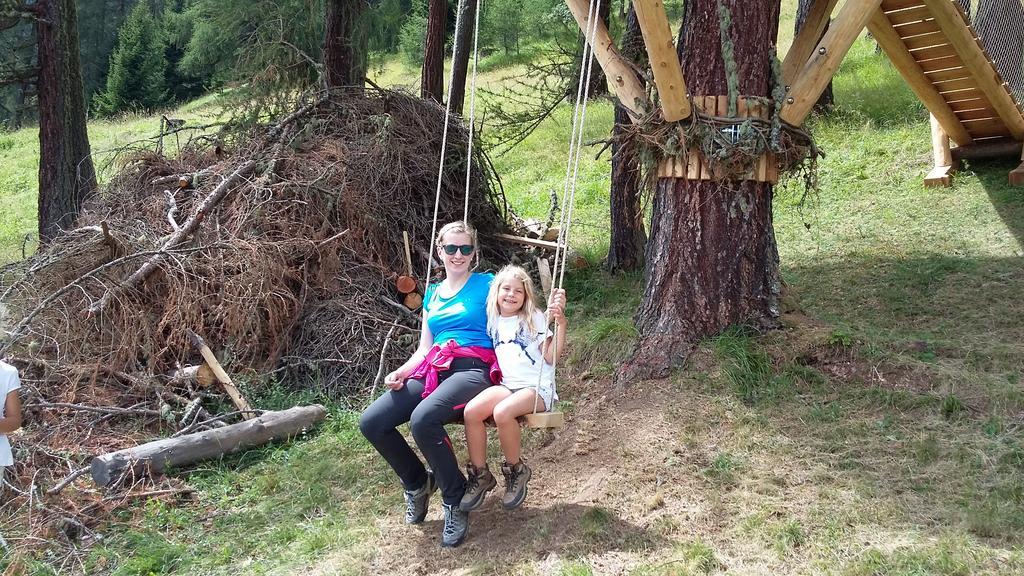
top-left (359, 357), bottom-right (491, 506)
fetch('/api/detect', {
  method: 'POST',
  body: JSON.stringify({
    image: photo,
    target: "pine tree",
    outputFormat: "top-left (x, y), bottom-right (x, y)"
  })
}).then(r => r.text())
top-left (95, 1), bottom-right (168, 116)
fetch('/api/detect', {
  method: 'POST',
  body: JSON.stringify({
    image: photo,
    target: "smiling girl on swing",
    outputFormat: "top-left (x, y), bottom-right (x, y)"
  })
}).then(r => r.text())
top-left (459, 265), bottom-right (567, 511)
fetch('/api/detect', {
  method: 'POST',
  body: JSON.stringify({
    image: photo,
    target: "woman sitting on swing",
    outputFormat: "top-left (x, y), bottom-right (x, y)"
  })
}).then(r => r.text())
top-left (359, 221), bottom-right (497, 548)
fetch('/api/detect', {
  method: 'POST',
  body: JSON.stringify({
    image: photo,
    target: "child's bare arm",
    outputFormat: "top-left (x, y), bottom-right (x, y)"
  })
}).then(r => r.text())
top-left (0, 390), bottom-right (21, 434)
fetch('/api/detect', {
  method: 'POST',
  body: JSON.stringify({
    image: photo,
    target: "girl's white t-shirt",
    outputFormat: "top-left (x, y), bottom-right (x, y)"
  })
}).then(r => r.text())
top-left (0, 361), bottom-right (21, 466)
top-left (492, 310), bottom-right (556, 393)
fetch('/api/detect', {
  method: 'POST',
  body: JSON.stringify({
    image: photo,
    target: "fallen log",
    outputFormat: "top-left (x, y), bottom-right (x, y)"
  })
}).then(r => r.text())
top-left (90, 405), bottom-right (327, 486)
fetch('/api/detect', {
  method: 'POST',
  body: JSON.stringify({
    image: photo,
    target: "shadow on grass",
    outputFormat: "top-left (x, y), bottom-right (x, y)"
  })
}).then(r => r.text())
top-left (786, 253), bottom-right (1024, 365)
top-left (411, 502), bottom-right (668, 572)
top-left (972, 156), bottom-right (1024, 248)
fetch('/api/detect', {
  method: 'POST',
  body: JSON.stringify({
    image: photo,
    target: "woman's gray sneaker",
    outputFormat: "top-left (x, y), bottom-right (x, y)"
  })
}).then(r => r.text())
top-left (404, 470), bottom-right (437, 524)
top-left (500, 461), bottom-right (532, 510)
top-left (459, 463), bottom-right (497, 511)
top-left (441, 503), bottom-right (470, 547)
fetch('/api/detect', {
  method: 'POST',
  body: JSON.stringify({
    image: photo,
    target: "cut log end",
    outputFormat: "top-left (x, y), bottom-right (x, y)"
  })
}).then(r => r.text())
top-left (404, 292), bottom-right (423, 310)
top-left (396, 275), bottom-right (417, 294)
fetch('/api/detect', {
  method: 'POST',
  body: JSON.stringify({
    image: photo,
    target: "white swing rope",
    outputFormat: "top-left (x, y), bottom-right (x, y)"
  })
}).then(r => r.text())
top-left (424, 0), bottom-right (481, 320)
top-left (532, 0), bottom-right (603, 416)
top-left (462, 0), bottom-right (483, 224)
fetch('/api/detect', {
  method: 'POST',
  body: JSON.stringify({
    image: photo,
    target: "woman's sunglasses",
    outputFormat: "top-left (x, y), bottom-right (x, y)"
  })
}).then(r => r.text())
top-left (442, 244), bottom-right (475, 256)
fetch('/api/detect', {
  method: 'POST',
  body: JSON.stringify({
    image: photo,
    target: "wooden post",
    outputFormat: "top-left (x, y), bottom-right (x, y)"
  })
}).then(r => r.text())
top-left (186, 330), bottom-right (256, 419)
top-left (537, 257), bottom-right (553, 298)
top-left (632, 0), bottom-right (690, 121)
top-left (866, 8), bottom-right (972, 145)
top-left (922, 0), bottom-right (1024, 140)
top-left (1010, 143), bottom-right (1024, 187)
top-left (925, 114), bottom-right (954, 187)
top-left (780, 0), bottom-right (884, 126)
top-left (782, 0), bottom-right (841, 86)
top-left (563, 0), bottom-right (648, 120)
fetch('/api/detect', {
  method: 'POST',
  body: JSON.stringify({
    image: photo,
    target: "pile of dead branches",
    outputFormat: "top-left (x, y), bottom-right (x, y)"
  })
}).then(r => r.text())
top-left (0, 87), bottom-right (522, 557)
top-left (4, 87), bottom-right (513, 398)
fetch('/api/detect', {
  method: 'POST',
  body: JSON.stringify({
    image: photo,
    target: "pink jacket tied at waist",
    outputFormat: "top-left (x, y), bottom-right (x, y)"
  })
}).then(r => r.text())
top-left (408, 340), bottom-right (501, 398)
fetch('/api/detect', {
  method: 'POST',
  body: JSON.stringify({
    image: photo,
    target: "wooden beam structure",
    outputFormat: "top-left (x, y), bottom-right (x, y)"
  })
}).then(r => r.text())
top-left (922, 0), bottom-right (1024, 140)
top-left (632, 0), bottom-right (690, 121)
top-left (782, 0), bottom-right (841, 86)
top-left (925, 114), bottom-right (954, 186)
top-left (866, 8), bottom-right (973, 144)
top-left (951, 139), bottom-right (1021, 162)
top-left (781, 0), bottom-right (884, 126)
top-left (564, 0), bottom-right (648, 120)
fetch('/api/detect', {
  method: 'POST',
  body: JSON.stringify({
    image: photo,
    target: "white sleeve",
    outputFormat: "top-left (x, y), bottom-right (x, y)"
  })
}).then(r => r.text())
top-left (533, 310), bottom-right (553, 339)
top-left (0, 362), bottom-right (19, 395)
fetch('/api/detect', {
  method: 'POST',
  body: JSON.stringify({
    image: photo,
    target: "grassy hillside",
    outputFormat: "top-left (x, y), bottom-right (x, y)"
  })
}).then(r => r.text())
top-left (5, 4), bottom-right (1024, 575)
top-left (0, 95), bottom-right (221, 263)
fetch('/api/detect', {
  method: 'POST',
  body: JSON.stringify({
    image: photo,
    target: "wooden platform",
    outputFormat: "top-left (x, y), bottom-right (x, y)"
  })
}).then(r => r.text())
top-left (871, 0), bottom-right (1024, 143)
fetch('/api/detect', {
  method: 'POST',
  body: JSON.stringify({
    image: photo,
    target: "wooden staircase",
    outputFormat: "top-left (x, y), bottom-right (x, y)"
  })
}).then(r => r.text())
top-left (866, 0), bottom-right (1024, 185)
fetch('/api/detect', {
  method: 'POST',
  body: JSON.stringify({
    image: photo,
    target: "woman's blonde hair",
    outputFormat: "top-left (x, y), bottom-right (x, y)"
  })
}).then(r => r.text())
top-left (486, 265), bottom-right (542, 340)
top-left (435, 221), bottom-right (478, 251)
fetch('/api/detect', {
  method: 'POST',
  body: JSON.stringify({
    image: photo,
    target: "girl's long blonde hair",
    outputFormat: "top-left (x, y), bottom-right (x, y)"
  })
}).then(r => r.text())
top-left (486, 265), bottom-right (543, 340)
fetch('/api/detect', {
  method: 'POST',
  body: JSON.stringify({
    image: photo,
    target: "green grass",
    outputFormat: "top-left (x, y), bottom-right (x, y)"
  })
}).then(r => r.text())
top-left (82, 411), bottom-right (392, 575)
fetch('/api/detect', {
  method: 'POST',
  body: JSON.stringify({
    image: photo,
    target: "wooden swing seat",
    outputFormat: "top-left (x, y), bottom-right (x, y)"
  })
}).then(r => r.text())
top-left (464, 410), bottom-right (565, 430)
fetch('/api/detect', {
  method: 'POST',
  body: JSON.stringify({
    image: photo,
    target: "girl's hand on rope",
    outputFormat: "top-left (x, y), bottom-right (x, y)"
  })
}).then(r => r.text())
top-left (547, 289), bottom-right (568, 327)
top-left (384, 370), bottom-right (406, 391)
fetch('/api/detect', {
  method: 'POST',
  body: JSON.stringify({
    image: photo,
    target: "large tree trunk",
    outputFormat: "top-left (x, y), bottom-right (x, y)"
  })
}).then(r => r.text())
top-left (622, 0), bottom-right (781, 381)
top-left (448, 0), bottom-right (478, 115)
top-left (36, 0), bottom-right (97, 243)
top-left (795, 0), bottom-right (833, 112)
top-left (323, 0), bottom-right (368, 89)
top-left (606, 6), bottom-right (646, 273)
top-left (421, 0), bottom-right (446, 103)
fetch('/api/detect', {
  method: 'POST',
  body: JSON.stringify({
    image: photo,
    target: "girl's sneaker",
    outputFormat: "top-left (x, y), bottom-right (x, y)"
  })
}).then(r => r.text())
top-left (459, 463), bottom-right (497, 511)
top-left (500, 460), bottom-right (532, 509)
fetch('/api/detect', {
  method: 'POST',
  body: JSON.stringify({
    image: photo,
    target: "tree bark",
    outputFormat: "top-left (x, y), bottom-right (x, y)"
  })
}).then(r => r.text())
top-left (622, 0), bottom-right (782, 381)
top-left (36, 0), bottom-right (97, 243)
top-left (795, 0), bottom-right (833, 112)
top-left (421, 0), bottom-right (446, 103)
top-left (323, 0), bottom-right (368, 89)
top-left (448, 0), bottom-right (478, 115)
top-left (606, 6), bottom-right (646, 273)
top-left (90, 405), bottom-right (328, 486)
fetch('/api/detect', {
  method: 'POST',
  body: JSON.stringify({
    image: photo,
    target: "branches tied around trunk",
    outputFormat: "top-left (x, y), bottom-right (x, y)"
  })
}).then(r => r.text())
top-left (617, 1), bottom-right (820, 199)
top-left (616, 92), bottom-right (821, 195)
